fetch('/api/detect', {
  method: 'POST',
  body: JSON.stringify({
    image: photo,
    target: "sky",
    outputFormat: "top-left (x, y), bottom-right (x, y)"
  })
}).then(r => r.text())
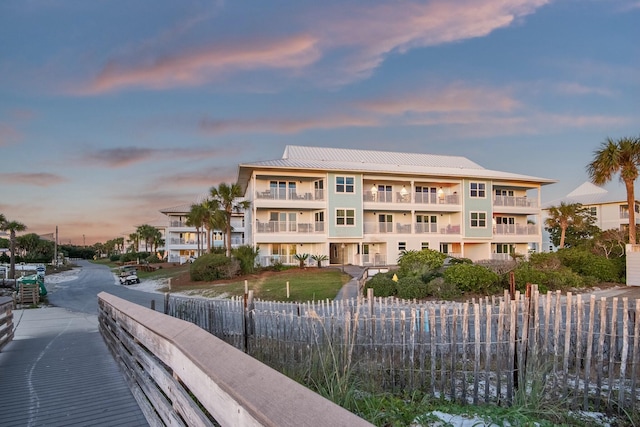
top-left (0, 0), bottom-right (638, 245)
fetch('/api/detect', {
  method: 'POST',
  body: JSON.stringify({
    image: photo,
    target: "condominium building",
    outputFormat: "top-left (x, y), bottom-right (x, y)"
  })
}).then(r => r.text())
top-left (237, 145), bottom-right (555, 267)
top-left (160, 201), bottom-right (246, 263)
top-left (542, 181), bottom-right (640, 251)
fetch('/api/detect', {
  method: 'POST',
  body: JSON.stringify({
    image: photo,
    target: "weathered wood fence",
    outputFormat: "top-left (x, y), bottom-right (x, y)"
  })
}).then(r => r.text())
top-left (98, 292), bottom-right (372, 427)
top-left (0, 296), bottom-right (14, 352)
top-left (166, 287), bottom-right (640, 413)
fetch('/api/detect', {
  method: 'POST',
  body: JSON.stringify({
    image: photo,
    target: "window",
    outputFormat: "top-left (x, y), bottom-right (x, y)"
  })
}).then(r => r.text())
top-left (587, 206), bottom-right (597, 216)
top-left (314, 211), bottom-right (325, 232)
top-left (336, 209), bottom-right (355, 226)
top-left (495, 216), bottom-right (515, 233)
top-left (378, 214), bottom-right (393, 233)
top-left (495, 244), bottom-right (515, 254)
top-left (415, 186), bottom-right (438, 204)
top-left (336, 176), bottom-right (354, 193)
top-left (421, 242), bottom-right (429, 250)
top-left (470, 212), bottom-right (487, 228)
top-left (495, 189), bottom-right (514, 196)
top-left (270, 180), bottom-right (297, 199)
top-left (416, 215), bottom-right (437, 233)
top-left (270, 211), bottom-right (297, 232)
top-left (470, 182), bottom-right (486, 198)
top-left (398, 242), bottom-right (406, 251)
top-left (440, 243), bottom-right (449, 254)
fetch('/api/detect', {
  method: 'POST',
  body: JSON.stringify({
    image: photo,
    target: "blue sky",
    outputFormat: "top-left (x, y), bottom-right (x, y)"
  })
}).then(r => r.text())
top-left (1, 0), bottom-right (638, 245)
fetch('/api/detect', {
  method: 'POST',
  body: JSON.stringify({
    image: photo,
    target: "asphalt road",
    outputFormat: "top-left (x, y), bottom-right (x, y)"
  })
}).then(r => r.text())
top-left (46, 259), bottom-right (165, 314)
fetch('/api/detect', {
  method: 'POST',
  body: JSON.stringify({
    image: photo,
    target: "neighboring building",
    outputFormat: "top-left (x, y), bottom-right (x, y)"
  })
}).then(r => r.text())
top-left (160, 201), bottom-right (246, 263)
top-left (125, 220), bottom-right (167, 256)
top-left (236, 145), bottom-right (555, 266)
top-left (542, 181), bottom-right (640, 252)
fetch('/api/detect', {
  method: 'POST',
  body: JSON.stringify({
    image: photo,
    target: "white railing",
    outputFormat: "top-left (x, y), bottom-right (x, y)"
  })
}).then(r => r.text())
top-left (415, 223), bottom-right (438, 233)
top-left (255, 189), bottom-right (324, 201)
top-left (170, 238), bottom-right (197, 245)
top-left (494, 224), bottom-right (538, 235)
top-left (361, 253), bottom-right (386, 266)
top-left (255, 221), bottom-right (325, 233)
top-left (493, 196), bottom-right (537, 208)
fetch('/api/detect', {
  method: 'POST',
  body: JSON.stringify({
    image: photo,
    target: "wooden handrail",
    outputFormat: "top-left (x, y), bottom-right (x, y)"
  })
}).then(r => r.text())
top-left (0, 296), bottom-right (14, 352)
top-left (98, 292), bottom-right (372, 427)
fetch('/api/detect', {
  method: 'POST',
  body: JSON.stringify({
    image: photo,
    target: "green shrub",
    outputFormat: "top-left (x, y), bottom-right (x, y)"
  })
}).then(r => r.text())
top-left (146, 254), bottom-right (162, 263)
top-left (109, 254), bottom-right (120, 262)
top-left (556, 248), bottom-right (621, 282)
top-left (514, 265), bottom-right (589, 294)
top-left (232, 245), bottom-right (259, 275)
top-left (426, 277), bottom-right (462, 300)
top-left (443, 263), bottom-right (499, 294)
top-left (397, 249), bottom-right (446, 278)
top-left (528, 252), bottom-right (562, 270)
top-left (396, 276), bottom-right (429, 299)
top-left (190, 253), bottom-right (240, 281)
top-left (364, 272), bottom-right (397, 297)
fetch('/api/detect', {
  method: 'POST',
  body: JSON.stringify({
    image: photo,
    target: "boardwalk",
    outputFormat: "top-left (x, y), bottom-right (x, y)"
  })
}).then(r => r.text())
top-left (0, 307), bottom-right (148, 427)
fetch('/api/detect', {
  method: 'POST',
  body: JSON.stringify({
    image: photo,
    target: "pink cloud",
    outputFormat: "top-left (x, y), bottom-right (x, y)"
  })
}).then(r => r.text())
top-left (359, 83), bottom-right (520, 115)
top-left (307, 0), bottom-right (550, 82)
top-left (0, 173), bottom-right (67, 187)
top-left (81, 35), bottom-right (321, 94)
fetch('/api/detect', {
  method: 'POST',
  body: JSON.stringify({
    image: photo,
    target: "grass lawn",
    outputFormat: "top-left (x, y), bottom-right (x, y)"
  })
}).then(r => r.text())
top-left (167, 267), bottom-right (351, 301)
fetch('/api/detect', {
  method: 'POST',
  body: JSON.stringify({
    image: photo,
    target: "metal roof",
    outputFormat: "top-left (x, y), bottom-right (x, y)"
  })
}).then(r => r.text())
top-left (543, 181), bottom-right (636, 208)
top-left (237, 145), bottom-right (556, 192)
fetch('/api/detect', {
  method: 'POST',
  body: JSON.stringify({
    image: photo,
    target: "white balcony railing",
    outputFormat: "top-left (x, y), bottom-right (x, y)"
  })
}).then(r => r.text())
top-left (493, 224), bottom-right (538, 235)
top-left (255, 221), bottom-right (325, 234)
top-left (362, 253), bottom-right (386, 266)
top-left (255, 189), bottom-right (324, 201)
top-left (493, 196), bottom-right (537, 208)
top-left (415, 223), bottom-right (438, 233)
top-left (415, 193), bottom-right (460, 205)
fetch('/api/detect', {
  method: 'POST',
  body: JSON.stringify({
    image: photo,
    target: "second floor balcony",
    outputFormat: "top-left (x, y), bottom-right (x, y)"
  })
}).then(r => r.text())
top-left (363, 222), bottom-right (461, 235)
top-left (255, 221), bottom-right (325, 234)
top-left (255, 189), bottom-right (324, 201)
top-left (493, 196), bottom-right (537, 208)
top-left (493, 224), bottom-right (538, 235)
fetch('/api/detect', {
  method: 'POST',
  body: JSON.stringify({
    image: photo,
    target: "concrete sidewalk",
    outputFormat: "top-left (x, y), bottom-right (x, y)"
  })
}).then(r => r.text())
top-left (0, 307), bottom-right (147, 426)
top-left (334, 265), bottom-right (367, 300)
top-left (581, 285), bottom-right (640, 301)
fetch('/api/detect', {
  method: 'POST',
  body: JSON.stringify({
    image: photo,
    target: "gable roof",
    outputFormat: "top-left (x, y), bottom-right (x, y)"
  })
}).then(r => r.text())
top-left (237, 145), bottom-right (555, 192)
top-left (543, 181), bottom-right (636, 208)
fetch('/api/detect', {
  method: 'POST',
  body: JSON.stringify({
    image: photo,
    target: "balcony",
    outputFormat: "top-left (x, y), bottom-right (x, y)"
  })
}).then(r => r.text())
top-left (255, 189), bottom-right (324, 201)
top-left (493, 224), bottom-right (538, 235)
top-left (169, 221), bottom-right (188, 227)
top-left (363, 190), bottom-right (411, 203)
top-left (362, 253), bottom-right (387, 266)
top-left (493, 196), bottom-right (537, 208)
top-left (169, 238), bottom-right (197, 245)
top-left (415, 193), bottom-right (460, 205)
top-left (255, 221), bottom-right (325, 234)
top-left (415, 223), bottom-right (438, 234)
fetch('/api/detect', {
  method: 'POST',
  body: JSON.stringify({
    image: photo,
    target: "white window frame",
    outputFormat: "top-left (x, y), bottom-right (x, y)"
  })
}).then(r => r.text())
top-left (336, 208), bottom-right (355, 226)
top-left (470, 182), bottom-right (486, 198)
top-left (470, 211), bottom-right (487, 228)
top-left (336, 176), bottom-right (355, 193)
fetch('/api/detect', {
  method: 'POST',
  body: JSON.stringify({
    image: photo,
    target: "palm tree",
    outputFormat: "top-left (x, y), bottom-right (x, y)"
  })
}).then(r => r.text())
top-left (186, 203), bottom-right (206, 257)
top-left (544, 202), bottom-right (588, 249)
top-left (209, 183), bottom-right (250, 257)
top-left (587, 136), bottom-right (640, 244)
top-left (128, 232), bottom-right (140, 252)
top-left (1, 219), bottom-right (27, 279)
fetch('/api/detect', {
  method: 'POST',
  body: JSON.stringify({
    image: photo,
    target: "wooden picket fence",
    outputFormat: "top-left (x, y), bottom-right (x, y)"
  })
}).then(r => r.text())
top-left (165, 287), bottom-right (640, 412)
